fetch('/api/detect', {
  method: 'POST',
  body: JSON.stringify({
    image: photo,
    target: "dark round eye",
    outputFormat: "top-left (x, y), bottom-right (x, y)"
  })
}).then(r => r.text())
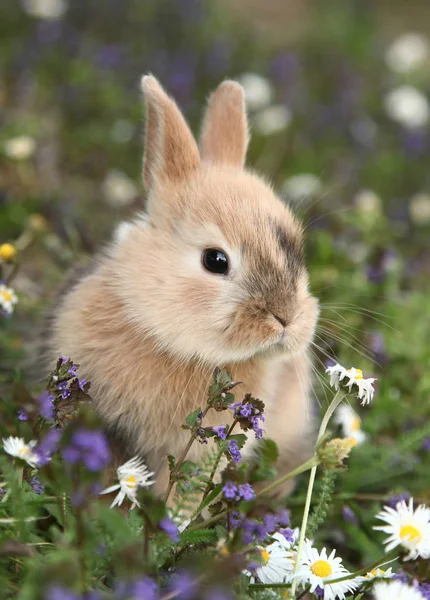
top-left (202, 248), bottom-right (229, 275)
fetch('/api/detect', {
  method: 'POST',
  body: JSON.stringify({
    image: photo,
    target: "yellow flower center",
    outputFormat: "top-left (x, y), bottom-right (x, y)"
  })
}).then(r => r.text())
top-left (124, 475), bottom-right (137, 489)
top-left (219, 545), bottom-right (229, 557)
top-left (400, 524), bottom-right (421, 544)
top-left (259, 548), bottom-right (270, 565)
top-left (347, 368), bottom-right (363, 380)
top-left (351, 416), bottom-right (361, 431)
top-left (368, 568), bottom-right (386, 578)
top-left (19, 447), bottom-right (30, 457)
top-left (1, 290), bottom-right (13, 303)
top-left (311, 559), bottom-right (333, 578)
top-left (0, 243), bottom-right (16, 262)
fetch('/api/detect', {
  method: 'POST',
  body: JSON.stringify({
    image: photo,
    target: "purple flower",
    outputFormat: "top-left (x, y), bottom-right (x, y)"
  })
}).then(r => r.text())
top-left (228, 511), bottom-right (241, 528)
top-left (36, 429), bottom-right (61, 465)
top-left (17, 409), bottom-right (28, 421)
top-left (62, 429), bottom-right (111, 472)
top-left (30, 476), bottom-right (44, 495)
top-left (417, 582), bottom-right (430, 600)
top-left (238, 483), bottom-right (255, 501)
top-left (159, 517), bottom-right (180, 543)
top-left (277, 509), bottom-right (290, 527)
top-left (45, 587), bottom-right (79, 600)
top-left (227, 440), bottom-right (242, 463)
top-left (262, 513), bottom-right (279, 534)
top-left (279, 527), bottom-right (295, 543)
top-left (38, 392), bottom-right (55, 419)
top-left (132, 577), bottom-right (159, 600)
top-left (239, 404), bottom-right (252, 418)
top-left (250, 415), bottom-right (265, 439)
top-left (388, 492), bottom-right (410, 509)
top-left (222, 481), bottom-right (238, 500)
top-left (423, 438), bottom-right (430, 452)
top-left (342, 506), bottom-right (358, 525)
top-left (315, 586), bottom-right (324, 598)
top-left (394, 572), bottom-right (409, 584)
top-left (169, 572), bottom-right (197, 599)
top-left (212, 425), bottom-right (227, 440)
top-left (0, 488), bottom-right (6, 496)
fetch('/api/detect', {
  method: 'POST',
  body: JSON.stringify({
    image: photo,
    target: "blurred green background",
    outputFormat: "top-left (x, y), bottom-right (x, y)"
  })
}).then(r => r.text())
top-left (1, 0), bottom-right (429, 576)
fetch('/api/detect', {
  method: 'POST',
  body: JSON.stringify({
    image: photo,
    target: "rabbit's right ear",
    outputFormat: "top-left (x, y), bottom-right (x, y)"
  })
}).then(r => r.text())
top-left (141, 75), bottom-right (200, 192)
top-left (200, 81), bottom-right (249, 167)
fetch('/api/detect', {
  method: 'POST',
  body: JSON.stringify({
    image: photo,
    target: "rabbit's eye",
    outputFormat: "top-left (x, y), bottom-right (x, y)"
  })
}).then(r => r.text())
top-left (202, 248), bottom-right (229, 275)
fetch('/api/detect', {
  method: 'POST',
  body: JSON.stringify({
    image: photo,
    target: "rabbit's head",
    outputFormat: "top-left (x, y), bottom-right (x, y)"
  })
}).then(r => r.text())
top-left (109, 76), bottom-right (318, 365)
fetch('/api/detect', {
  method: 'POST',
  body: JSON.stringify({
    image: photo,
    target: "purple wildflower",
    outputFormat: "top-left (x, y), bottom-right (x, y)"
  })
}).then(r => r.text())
top-left (30, 476), bottom-right (44, 495)
top-left (417, 582), bottom-right (430, 600)
top-left (394, 572), bottom-right (409, 584)
top-left (228, 511), bottom-right (241, 528)
top-left (62, 429), bottom-right (111, 472)
top-left (35, 429), bottom-right (61, 465)
top-left (132, 577), bottom-right (159, 600)
top-left (222, 481), bottom-right (238, 500)
top-left (238, 483), bottom-right (255, 501)
top-left (78, 379), bottom-right (88, 393)
top-left (262, 513), bottom-right (279, 534)
top-left (246, 560), bottom-right (260, 575)
top-left (315, 586), bottom-right (324, 598)
top-left (239, 403), bottom-right (253, 418)
top-left (342, 506), bottom-right (358, 525)
top-left (277, 508), bottom-right (290, 527)
top-left (45, 587), bottom-right (80, 600)
top-left (423, 438), bottom-right (430, 452)
top-left (38, 391), bottom-right (55, 419)
top-left (0, 488), bottom-right (5, 496)
top-left (388, 492), bottom-right (410, 508)
top-left (169, 572), bottom-right (197, 599)
top-left (227, 440), bottom-right (242, 463)
top-left (17, 409), bottom-right (28, 421)
top-left (159, 517), bottom-right (180, 543)
top-left (279, 527), bottom-right (295, 543)
top-left (212, 425), bottom-right (227, 440)
top-left (250, 414), bottom-right (264, 439)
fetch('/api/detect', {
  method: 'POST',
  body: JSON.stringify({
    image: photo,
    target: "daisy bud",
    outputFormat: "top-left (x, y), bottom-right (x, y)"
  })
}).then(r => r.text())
top-left (318, 437), bottom-right (357, 470)
top-left (0, 243), bottom-right (17, 263)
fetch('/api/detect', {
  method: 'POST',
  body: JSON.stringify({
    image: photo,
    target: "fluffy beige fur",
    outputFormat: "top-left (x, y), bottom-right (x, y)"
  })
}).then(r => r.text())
top-left (49, 76), bottom-right (319, 496)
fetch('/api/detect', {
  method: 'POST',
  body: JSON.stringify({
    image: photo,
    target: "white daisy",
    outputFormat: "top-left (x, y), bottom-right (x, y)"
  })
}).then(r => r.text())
top-left (359, 566), bottom-right (394, 582)
top-left (385, 33), bottom-right (429, 74)
top-left (100, 456), bottom-right (154, 509)
top-left (0, 284), bottom-right (18, 315)
top-left (294, 541), bottom-right (358, 600)
top-left (3, 135), bottom-right (36, 160)
top-left (326, 363), bottom-right (376, 405)
top-left (253, 105), bottom-right (291, 135)
top-left (2, 436), bottom-right (39, 468)
top-left (374, 498), bottom-right (430, 560)
top-left (283, 173), bottom-right (323, 203)
top-left (373, 580), bottom-right (425, 600)
top-left (252, 532), bottom-right (296, 584)
top-left (384, 86), bottom-right (429, 129)
top-left (236, 73), bottom-right (273, 110)
top-left (335, 405), bottom-right (367, 445)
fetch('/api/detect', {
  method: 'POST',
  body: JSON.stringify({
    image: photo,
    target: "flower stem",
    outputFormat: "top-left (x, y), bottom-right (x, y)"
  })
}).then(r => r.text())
top-left (290, 390), bottom-right (346, 596)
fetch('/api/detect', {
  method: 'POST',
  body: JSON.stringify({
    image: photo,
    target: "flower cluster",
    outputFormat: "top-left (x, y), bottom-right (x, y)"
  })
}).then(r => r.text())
top-left (230, 393), bottom-right (265, 439)
top-left (47, 357), bottom-right (91, 426)
top-left (222, 481), bottom-right (255, 502)
top-left (326, 363), bottom-right (376, 405)
top-left (62, 429), bottom-right (111, 472)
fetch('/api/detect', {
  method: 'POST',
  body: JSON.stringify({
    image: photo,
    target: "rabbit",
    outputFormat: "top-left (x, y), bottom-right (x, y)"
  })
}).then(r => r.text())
top-left (48, 75), bottom-right (319, 497)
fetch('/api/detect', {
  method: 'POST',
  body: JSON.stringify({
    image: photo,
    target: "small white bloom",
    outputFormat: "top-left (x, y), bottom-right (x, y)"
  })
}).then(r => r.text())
top-left (326, 363), bottom-right (376, 405)
top-left (354, 189), bottom-right (382, 215)
top-left (294, 541), bottom-right (358, 599)
top-left (22, 0), bottom-right (67, 20)
top-left (359, 566), bottom-right (394, 582)
top-left (409, 193), bottom-right (430, 225)
top-left (0, 284), bottom-right (18, 315)
top-left (247, 532), bottom-right (296, 584)
top-left (385, 33), bottom-right (429, 74)
top-left (237, 73), bottom-right (273, 110)
top-left (110, 119), bottom-right (135, 144)
top-left (102, 170), bottom-right (138, 207)
top-left (4, 136), bottom-right (36, 160)
top-left (373, 580), bottom-right (425, 600)
top-left (2, 436), bottom-right (39, 467)
top-left (335, 405), bottom-right (367, 445)
top-left (283, 174), bottom-right (322, 202)
top-left (253, 105), bottom-right (291, 135)
top-left (385, 86), bottom-right (430, 129)
top-left (374, 498), bottom-right (430, 560)
top-left (100, 456), bottom-right (154, 510)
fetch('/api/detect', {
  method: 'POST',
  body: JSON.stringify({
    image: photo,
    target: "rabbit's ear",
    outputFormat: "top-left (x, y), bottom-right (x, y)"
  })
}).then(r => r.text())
top-left (141, 75), bottom-right (200, 191)
top-left (200, 81), bottom-right (249, 167)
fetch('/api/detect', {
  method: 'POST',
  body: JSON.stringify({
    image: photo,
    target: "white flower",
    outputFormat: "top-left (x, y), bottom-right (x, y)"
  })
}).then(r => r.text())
top-left (294, 541), bottom-right (358, 599)
top-left (385, 33), bottom-right (429, 73)
top-left (335, 405), bottom-right (367, 445)
top-left (102, 170), bottom-right (138, 207)
top-left (283, 174), bottom-right (322, 202)
top-left (0, 284), bottom-right (18, 315)
top-left (249, 532), bottom-right (296, 584)
top-left (21, 0), bottom-right (67, 20)
top-left (2, 436), bottom-right (39, 467)
top-left (384, 86), bottom-right (430, 129)
top-left (373, 580), bottom-right (425, 600)
top-left (360, 566), bottom-right (394, 582)
top-left (100, 456), bottom-right (154, 509)
top-left (354, 189), bottom-right (382, 215)
top-left (409, 193), bottom-right (430, 225)
top-left (4, 136), bottom-right (36, 160)
top-left (326, 363), bottom-right (376, 405)
top-left (254, 105), bottom-right (291, 135)
top-left (374, 498), bottom-right (430, 560)
top-left (237, 73), bottom-right (273, 110)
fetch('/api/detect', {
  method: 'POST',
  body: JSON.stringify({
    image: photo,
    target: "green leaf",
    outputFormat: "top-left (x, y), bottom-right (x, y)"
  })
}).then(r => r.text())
top-left (180, 528), bottom-right (217, 545)
top-left (228, 433), bottom-right (247, 449)
top-left (185, 408), bottom-right (202, 428)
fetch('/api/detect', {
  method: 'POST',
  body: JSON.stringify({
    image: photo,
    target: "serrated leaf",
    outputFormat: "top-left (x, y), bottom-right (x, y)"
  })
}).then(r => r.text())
top-left (185, 408), bottom-right (202, 428)
top-left (180, 528), bottom-right (217, 545)
top-left (228, 434), bottom-right (247, 449)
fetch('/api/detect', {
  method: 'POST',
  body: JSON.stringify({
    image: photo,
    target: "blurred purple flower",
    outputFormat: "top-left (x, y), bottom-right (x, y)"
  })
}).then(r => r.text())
top-left (62, 429), bottom-right (110, 471)
top-left (369, 332), bottom-right (388, 365)
top-left (239, 403), bottom-right (252, 418)
top-left (402, 130), bottom-right (429, 158)
top-left (238, 483), bottom-right (255, 501)
top-left (36, 429), bottom-right (61, 466)
top-left (159, 517), bottom-right (180, 543)
top-left (394, 572), bottom-right (409, 584)
top-left (342, 506), bottom-right (358, 525)
top-left (30, 475), bottom-right (44, 495)
top-left (205, 591), bottom-right (232, 600)
top-left (271, 52), bottom-right (300, 85)
top-left (222, 481), bottom-right (238, 500)
top-left (38, 391), bottom-right (55, 419)
top-left (277, 508), bottom-right (290, 527)
top-left (168, 51), bottom-right (197, 107)
top-left (227, 440), bottom-right (241, 463)
top-left (422, 438), bottom-right (430, 452)
top-left (96, 44), bottom-right (124, 69)
top-left (388, 492), bottom-right (410, 508)
top-left (279, 527), bottom-right (295, 543)
top-left (262, 513), bottom-right (278, 534)
top-left (45, 587), bottom-right (79, 600)
top-left (132, 577), bottom-right (158, 600)
top-left (169, 572), bottom-right (197, 599)
top-left (417, 582), bottom-right (430, 600)
top-left (17, 409), bottom-right (28, 421)
top-left (315, 586), bottom-right (324, 598)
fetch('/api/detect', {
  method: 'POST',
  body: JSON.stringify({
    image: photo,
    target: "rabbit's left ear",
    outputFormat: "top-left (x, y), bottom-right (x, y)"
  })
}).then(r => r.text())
top-left (199, 81), bottom-right (249, 167)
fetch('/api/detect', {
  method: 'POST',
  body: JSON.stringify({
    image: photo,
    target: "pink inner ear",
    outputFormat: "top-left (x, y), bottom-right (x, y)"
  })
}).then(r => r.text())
top-left (200, 80), bottom-right (249, 167)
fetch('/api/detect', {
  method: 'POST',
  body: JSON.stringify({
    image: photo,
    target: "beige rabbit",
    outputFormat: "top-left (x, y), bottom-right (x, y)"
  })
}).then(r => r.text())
top-left (48, 75), bottom-right (319, 495)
